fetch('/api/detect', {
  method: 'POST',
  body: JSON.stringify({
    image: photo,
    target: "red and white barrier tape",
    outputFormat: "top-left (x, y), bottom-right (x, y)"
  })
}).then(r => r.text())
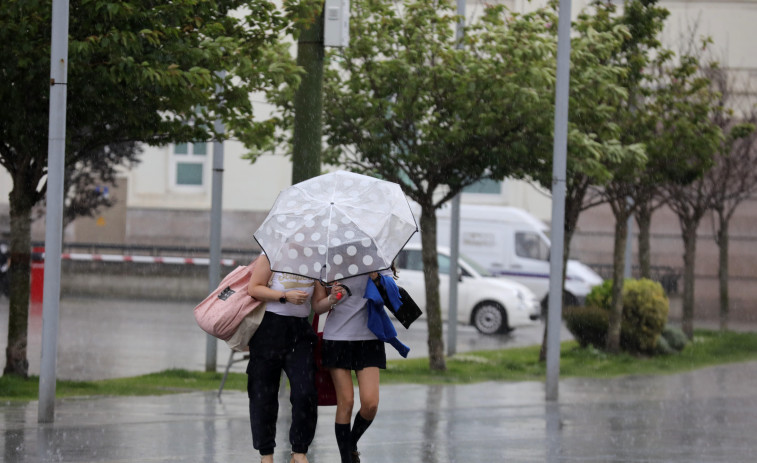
top-left (55, 253), bottom-right (237, 266)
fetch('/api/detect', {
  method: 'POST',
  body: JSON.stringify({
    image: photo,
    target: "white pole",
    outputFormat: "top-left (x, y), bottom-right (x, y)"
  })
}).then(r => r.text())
top-left (39, 0), bottom-right (70, 423)
top-left (545, 0), bottom-right (572, 402)
top-left (447, 0), bottom-right (466, 357)
top-left (206, 78), bottom-right (226, 372)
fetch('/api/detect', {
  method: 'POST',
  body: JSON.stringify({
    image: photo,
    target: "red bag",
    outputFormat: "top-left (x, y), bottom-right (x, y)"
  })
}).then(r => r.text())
top-left (193, 256), bottom-right (263, 341)
top-left (312, 312), bottom-right (337, 406)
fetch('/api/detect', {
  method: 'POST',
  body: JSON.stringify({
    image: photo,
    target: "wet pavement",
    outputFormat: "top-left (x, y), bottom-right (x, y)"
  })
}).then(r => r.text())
top-left (2, 297), bottom-right (757, 462)
top-left (1, 361), bottom-right (756, 462)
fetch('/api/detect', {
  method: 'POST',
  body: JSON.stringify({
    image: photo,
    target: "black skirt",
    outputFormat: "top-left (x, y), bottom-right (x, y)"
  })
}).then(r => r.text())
top-left (321, 339), bottom-right (386, 371)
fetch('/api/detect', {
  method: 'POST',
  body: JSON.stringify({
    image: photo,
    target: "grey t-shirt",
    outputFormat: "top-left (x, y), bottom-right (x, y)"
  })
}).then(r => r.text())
top-left (322, 270), bottom-right (393, 341)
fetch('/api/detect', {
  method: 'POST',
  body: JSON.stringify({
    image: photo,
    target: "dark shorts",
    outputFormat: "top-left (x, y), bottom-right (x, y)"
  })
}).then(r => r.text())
top-left (321, 339), bottom-right (386, 371)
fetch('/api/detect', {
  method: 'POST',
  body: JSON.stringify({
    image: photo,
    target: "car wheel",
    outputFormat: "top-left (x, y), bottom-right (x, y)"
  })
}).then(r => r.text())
top-left (472, 301), bottom-right (508, 335)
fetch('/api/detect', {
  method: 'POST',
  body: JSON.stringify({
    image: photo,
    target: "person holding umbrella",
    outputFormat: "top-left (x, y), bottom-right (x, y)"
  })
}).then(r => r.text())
top-left (246, 254), bottom-right (345, 463)
top-left (314, 267), bottom-right (403, 463)
top-left (252, 170), bottom-right (419, 463)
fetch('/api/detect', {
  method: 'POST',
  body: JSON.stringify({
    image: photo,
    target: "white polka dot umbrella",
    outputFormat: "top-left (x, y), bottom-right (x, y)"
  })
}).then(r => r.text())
top-left (253, 171), bottom-right (418, 283)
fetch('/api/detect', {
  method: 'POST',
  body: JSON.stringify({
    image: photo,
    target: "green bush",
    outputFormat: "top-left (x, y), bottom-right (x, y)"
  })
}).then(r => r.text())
top-left (585, 279), bottom-right (613, 310)
top-left (567, 278), bottom-right (670, 355)
top-left (563, 305), bottom-right (609, 349)
top-left (654, 333), bottom-right (677, 356)
top-left (620, 279), bottom-right (669, 354)
top-left (661, 324), bottom-right (689, 352)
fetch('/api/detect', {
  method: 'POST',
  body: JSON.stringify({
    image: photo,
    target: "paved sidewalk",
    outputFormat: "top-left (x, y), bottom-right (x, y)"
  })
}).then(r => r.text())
top-left (2, 361), bottom-right (757, 462)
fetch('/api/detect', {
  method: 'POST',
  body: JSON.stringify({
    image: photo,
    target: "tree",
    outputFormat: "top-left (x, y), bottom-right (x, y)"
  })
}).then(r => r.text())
top-left (657, 51), bottom-right (723, 338)
top-left (702, 66), bottom-right (757, 331)
top-left (534, 0), bottom-right (649, 360)
top-left (592, 0), bottom-right (668, 352)
top-left (0, 0), bottom-right (308, 377)
top-left (320, 0), bottom-right (561, 370)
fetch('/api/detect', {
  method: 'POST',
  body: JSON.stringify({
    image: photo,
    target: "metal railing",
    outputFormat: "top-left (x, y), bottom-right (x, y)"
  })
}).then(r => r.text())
top-left (588, 263), bottom-right (681, 296)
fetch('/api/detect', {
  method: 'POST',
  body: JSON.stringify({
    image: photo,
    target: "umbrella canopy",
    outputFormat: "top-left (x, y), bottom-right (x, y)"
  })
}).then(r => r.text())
top-left (253, 171), bottom-right (418, 283)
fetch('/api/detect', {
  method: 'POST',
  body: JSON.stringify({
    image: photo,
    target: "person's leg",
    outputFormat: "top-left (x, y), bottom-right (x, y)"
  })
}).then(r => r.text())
top-left (331, 367), bottom-right (356, 463)
top-left (282, 320), bottom-right (318, 460)
top-left (247, 356), bottom-right (283, 458)
top-left (351, 367), bottom-right (380, 457)
top-left (247, 314), bottom-right (288, 459)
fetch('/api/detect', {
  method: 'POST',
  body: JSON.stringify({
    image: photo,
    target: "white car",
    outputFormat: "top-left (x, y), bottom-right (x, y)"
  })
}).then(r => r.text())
top-left (394, 244), bottom-right (541, 334)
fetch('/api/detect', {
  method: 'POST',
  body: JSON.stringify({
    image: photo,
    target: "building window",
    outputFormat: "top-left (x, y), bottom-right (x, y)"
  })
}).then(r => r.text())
top-left (172, 142), bottom-right (208, 189)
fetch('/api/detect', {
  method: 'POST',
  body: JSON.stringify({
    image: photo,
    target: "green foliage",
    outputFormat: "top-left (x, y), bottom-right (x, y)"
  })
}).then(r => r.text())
top-left (0, 0), bottom-right (312, 376)
top-left (661, 324), bottom-right (689, 351)
top-left (563, 305), bottom-right (609, 349)
top-left (585, 279), bottom-right (614, 310)
top-left (620, 279), bottom-right (669, 353)
top-left (654, 334), bottom-right (676, 356)
top-left (570, 278), bottom-right (669, 354)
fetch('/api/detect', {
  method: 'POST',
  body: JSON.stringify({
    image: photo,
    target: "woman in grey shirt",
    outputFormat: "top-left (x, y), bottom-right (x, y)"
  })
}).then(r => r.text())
top-left (316, 268), bottom-right (395, 463)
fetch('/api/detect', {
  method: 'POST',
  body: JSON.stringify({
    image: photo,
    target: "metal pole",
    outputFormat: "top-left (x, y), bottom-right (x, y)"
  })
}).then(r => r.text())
top-left (205, 115), bottom-right (224, 372)
top-left (447, 195), bottom-right (460, 357)
top-left (625, 199), bottom-right (633, 279)
top-left (39, 0), bottom-right (70, 423)
top-left (447, 0), bottom-right (466, 358)
top-left (545, 0), bottom-right (572, 402)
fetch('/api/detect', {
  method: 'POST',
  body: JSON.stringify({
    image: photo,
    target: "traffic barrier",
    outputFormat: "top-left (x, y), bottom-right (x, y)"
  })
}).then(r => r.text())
top-left (57, 252), bottom-right (236, 267)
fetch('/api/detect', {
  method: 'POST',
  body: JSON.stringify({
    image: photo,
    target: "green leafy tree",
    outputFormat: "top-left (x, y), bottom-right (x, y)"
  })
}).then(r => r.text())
top-left (321, 0), bottom-right (562, 370)
top-left (655, 51), bottom-right (723, 339)
top-left (587, 0), bottom-right (670, 353)
top-left (0, 0), bottom-right (311, 377)
top-left (531, 1), bottom-right (647, 359)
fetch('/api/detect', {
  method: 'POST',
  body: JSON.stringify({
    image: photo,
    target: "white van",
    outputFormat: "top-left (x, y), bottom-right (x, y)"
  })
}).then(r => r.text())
top-left (427, 204), bottom-right (603, 308)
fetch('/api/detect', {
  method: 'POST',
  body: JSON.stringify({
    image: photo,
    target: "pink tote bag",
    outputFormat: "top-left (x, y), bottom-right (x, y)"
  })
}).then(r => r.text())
top-left (194, 256), bottom-right (264, 341)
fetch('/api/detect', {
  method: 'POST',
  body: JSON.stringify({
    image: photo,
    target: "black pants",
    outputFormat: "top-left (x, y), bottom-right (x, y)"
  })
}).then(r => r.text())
top-left (246, 312), bottom-right (318, 455)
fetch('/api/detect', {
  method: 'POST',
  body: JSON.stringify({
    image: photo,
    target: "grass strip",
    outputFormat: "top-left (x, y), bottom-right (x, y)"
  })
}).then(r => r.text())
top-left (2, 329), bottom-right (756, 401)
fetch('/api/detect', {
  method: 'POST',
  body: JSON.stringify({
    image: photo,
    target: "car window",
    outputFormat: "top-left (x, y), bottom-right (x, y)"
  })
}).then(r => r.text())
top-left (437, 253), bottom-right (450, 275)
top-left (399, 250), bottom-right (424, 272)
top-left (515, 231), bottom-right (549, 261)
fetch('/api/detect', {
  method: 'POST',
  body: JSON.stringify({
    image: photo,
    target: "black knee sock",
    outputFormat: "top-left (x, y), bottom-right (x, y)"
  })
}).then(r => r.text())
top-left (335, 422), bottom-right (353, 463)
top-left (350, 412), bottom-right (373, 451)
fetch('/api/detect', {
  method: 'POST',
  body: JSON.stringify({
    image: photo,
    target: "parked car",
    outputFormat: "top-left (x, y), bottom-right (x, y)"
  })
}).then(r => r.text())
top-left (418, 203), bottom-right (604, 307)
top-left (394, 244), bottom-right (541, 334)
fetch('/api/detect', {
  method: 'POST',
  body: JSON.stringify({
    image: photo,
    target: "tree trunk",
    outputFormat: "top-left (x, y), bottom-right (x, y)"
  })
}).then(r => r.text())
top-left (419, 205), bottom-right (446, 371)
top-left (291, 9), bottom-right (324, 185)
top-left (538, 181), bottom-right (586, 361)
top-left (4, 187), bottom-right (33, 377)
top-left (636, 205), bottom-right (652, 280)
top-left (606, 211), bottom-right (628, 353)
top-left (680, 221), bottom-right (698, 339)
top-left (715, 211), bottom-right (729, 331)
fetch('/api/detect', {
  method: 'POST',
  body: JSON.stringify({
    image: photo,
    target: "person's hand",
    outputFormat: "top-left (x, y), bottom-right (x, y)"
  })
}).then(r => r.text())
top-left (329, 282), bottom-right (346, 304)
top-left (286, 290), bottom-right (310, 305)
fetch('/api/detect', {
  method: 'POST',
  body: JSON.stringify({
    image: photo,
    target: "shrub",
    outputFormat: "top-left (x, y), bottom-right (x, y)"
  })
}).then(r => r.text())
top-left (585, 279), bottom-right (613, 311)
top-left (620, 279), bottom-right (669, 354)
top-left (654, 333), bottom-right (677, 356)
top-left (661, 324), bottom-right (689, 352)
top-left (563, 305), bottom-right (609, 349)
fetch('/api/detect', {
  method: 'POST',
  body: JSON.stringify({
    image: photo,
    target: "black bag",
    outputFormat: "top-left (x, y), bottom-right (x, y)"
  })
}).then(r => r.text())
top-left (374, 278), bottom-right (423, 329)
top-left (394, 286), bottom-right (423, 329)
